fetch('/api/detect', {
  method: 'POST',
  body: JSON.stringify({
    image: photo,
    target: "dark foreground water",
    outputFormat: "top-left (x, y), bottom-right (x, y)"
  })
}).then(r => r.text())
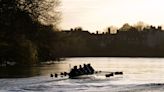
top-left (1, 58), bottom-right (164, 92)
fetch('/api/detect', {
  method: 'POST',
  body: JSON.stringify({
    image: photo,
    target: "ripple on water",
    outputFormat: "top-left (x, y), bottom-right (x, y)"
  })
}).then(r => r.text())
top-left (22, 84), bottom-right (53, 91)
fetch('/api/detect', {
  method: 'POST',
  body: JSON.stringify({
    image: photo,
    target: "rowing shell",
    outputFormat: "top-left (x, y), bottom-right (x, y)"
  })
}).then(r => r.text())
top-left (52, 71), bottom-right (123, 80)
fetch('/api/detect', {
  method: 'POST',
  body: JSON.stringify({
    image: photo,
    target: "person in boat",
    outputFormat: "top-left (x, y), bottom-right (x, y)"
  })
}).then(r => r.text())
top-left (69, 66), bottom-right (79, 78)
top-left (78, 65), bottom-right (85, 75)
top-left (83, 64), bottom-right (93, 74)
top-left (87, 63), bottom-right (95, 74)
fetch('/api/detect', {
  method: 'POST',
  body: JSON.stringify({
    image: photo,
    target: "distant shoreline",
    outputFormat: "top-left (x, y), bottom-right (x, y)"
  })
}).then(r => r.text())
top-left (62, 56), bottom-right (164, 58)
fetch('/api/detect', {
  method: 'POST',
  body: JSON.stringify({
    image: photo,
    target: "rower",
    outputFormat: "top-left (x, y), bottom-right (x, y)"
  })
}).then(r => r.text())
top-left (69, 66), bottom-right (79, 78)
top-left (83, 64), bottom-right (91, 74)
top-left (87, 63), bottom-right (95, 74)
top-left (78, 65), bottom-right (84, 75)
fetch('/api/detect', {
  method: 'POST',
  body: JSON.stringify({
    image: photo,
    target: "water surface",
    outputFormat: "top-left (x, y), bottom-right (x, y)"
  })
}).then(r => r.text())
top-left (1, 57), bottom-right (164, 92)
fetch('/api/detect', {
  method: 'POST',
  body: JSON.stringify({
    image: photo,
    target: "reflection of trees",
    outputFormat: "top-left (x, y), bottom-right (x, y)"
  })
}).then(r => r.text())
top-left (0, 66), bottom-right (41, 78)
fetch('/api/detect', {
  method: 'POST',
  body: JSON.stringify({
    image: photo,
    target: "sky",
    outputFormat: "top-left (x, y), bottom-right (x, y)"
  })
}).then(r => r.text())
top-left (60, 0), bottom-right (164, 33)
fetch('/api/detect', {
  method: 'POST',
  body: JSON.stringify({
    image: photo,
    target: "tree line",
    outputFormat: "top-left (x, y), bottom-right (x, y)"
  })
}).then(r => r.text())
top-left (1, 0), bottom-right (164, 66)
top-left (57, 24), bottom-right (164, 57)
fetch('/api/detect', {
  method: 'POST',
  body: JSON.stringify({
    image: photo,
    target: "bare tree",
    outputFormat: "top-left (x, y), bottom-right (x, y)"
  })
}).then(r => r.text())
top-left (0, 0), bottom-right (61, 65)
top-left (18, 0), bottom-right (61, 25)
top-left (0, 0), bottom-right (61, 26)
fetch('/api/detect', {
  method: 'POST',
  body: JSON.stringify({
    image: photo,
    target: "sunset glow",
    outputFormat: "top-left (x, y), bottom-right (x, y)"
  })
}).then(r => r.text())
top-left (61, 0), bottom-right (164, 33)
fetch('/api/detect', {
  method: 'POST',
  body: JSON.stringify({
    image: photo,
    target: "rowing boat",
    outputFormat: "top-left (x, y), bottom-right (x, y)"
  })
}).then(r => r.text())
top-left (51, 71), bottom-right (123, 80)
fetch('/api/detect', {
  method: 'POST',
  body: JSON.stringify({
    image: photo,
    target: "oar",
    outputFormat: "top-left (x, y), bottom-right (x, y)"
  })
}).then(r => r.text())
top-left (95, 71), bottom-right (123, 75)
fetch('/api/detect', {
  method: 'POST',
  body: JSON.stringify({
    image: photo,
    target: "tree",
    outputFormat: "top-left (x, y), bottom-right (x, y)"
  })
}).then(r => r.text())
top-left (0, 0), bottom-right (61, 66)
top-left (134, 21), bottom-right (146, 31)
top-left (0, 0), bottom-right (61, 26)
top-left (74, 27), bottom-right (83, 31)
top-left (119, 23), bottom-right (131, 31)
top-left (106, 26), bottom-right (117, 34)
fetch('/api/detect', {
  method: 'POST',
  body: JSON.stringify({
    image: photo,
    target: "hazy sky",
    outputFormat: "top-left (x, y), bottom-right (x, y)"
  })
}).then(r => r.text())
top-left (60, 0), bottom-right (164, 33)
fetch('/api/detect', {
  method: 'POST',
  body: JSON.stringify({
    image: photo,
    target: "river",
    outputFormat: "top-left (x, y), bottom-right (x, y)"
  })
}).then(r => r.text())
top-left (1, 57), bottom-right (164, 92)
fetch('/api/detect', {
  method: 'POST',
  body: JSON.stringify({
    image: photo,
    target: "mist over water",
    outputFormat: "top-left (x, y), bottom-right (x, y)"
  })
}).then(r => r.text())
top-left (1, 58), bottom-right (164, 92)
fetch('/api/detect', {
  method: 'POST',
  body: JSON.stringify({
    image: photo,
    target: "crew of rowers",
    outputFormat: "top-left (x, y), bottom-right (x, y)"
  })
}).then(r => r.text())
top-left (50, 63), bottom-right (95, 78)
top-left (50, 63), bottom-right (124, 78)
top-left (69, 63), bottom-right (95, 78)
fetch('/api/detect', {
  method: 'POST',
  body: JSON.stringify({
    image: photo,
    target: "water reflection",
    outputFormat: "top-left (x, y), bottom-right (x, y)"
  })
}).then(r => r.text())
top-left (0, 62), bottom-right (70, 78)
top-left (0, 66), bottom-right (40, 78)
top-left (1, 57), bottom-right (164, 82)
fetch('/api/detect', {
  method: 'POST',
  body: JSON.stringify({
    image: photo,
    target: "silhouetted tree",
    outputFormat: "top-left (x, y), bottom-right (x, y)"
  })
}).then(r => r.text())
top-left (0, 0), bottom-right (60, 25)
top-left (0, 0), bottom-right (61, 66)
top-left (134, 21), bottom-right (146, 31)
top-left (74, 27), bottom-right (83, 31)
top-left (119, 23), bottom-right (131, 31)
top-left (106, 26), bottom-right (117, 34)
top-left (157, 26), bottom-right (162, 30)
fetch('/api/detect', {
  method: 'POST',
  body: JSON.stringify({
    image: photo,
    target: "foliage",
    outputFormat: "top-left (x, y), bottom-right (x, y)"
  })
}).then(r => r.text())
top-left (0, 0), bottom-right (60, 66)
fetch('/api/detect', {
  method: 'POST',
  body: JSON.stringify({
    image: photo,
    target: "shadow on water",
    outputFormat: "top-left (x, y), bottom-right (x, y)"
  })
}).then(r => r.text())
top-left (0, 66), bottom-right (41, 78)
top-left (0, 62), bottom-right (70, 78)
